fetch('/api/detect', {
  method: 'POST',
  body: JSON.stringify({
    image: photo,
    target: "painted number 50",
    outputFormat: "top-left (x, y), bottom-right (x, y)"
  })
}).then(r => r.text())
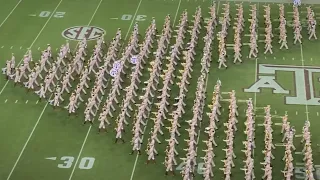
top-left (121, 14), bottom-right (147, 21)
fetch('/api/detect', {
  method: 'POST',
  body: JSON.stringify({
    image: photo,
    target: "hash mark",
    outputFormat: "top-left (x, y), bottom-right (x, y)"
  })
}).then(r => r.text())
top-left (274, 110), bottom-right (277, 114)
top-left (317, 112), bottom-right (319, 116)
top-left (4, 99), bottom-right (7, 103)
top-left (25, 100), bottom-right (28, 104)
top-left (222, 108), bottom-right (224, 112)
top-left (20, 46), bottom-right (22, 49)
top-left (273, 57), bottom-right (276, 59)
top-left (1, 46), bottom-right (3, 48)
top-left (38, 47), bottom-right (40, 50)
top-left (296, 111), bottom-right (298, 115)
top-left (15, 100), bottom-right (18, 103)
top-left (292, 58), bottom-right (294, 60)
top-left (311, 58), bottom-right (313, 61)
top-left (36, 100), bottom-right (39, 104)
top-left (10, 46), bottom-right (13, 49)
top-left (283, 57), bottom-right (285, 60)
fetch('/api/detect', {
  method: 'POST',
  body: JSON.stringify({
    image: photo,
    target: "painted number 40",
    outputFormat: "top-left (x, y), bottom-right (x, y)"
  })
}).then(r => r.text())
top-left (57, 156), bottom-right (95, 169)
top-left (39, 11), bottom-right (66, 18)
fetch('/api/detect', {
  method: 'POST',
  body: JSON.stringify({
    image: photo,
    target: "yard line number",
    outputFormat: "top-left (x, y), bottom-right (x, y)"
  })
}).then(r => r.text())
top-left (295, 165), bottom-right (320, 179)
top-left (39, 11), bottom-right (66, 18)
top-left (57, 156), bottom-right (95, 169)
top-left (177, 163), bottom-right (320, 178)
top-left (121, 14), bottom-right (147, 21)
top-left (176, 162), bottom-right (205, 174)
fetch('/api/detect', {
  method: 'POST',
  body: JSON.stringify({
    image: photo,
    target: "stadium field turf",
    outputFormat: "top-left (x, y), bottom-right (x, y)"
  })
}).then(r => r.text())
top-left (1, 0), bottom-right (320, 180)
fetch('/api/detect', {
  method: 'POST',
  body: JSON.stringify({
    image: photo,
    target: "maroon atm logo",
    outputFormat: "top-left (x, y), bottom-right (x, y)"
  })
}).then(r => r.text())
top-left (62, 26), bottom-right (105, 41)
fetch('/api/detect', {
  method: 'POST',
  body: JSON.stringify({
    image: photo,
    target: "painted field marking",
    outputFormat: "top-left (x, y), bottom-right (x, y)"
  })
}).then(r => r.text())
top-left (221, 92), bottom-right (229, 94)
top-left (1, 46), bottom-right (3, 48)
top-left (20, 46), bottom-right (22, 49)
top-left (36, 100), bottom-right (39, 104)
top-left (67, 1), bottom-right (108, 180)
top-left (110, 17), bottom-right (118, 20)
top-left (0, 0), bottom-right (23, 28)
top-left (220, 99), bottom-right (247, 103)
top-left (296, 162), bottom-right (305, 166)
top-left (25, 100), bottom-right (28, 104)
top-left (274, 110), bottom-right (277, 114)
top-left (37, 47), bottom-right (40, 50)
top-left (6, 0), bottom-right (67, 179)
top-left (0, 0), bottom-right (66, 97)
top-left (317, 112), bottom-right (319, 116)
top-left (255, 115), bottom-right (282, 118)
top-left (226, 44), bottom-right (234, 46)
top-left (28, 14), bottom-right (36, 17)
top-left (295, 152), bottom-right (303, 155)
top-left (130, 0), bottom-right (185, 179)
top-left (274, 123), bottom-right (282, 126)
top-left (295, 134), bottom-right (303, 137)
top-left (4, 99), bottom-right (7, 103)
top-left (10, 46), bottom-right (13, 49)
top-left (275, 143), bottom-right (285, 146)
top-left (296, 111), bottom-right (298, 115)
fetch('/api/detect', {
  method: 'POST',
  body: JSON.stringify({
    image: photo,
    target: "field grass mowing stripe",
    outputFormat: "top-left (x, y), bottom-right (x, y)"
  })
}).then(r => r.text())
top-left (0, 0), bottom-right (22, 28)
top-left (69, 0), bottom-right (145, 179)
top-left (5, 0), bottom-right (65, 179)
top-left (129, 0), bottom-right (184, 179)
top-left (0, 0), bottom-right (64, 96)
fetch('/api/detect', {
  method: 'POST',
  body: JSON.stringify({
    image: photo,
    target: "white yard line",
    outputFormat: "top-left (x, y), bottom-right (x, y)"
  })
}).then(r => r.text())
top-left (254, 2), bottom-right (259, 112)
top-left (299, 43), bottom-right (310, 121)
top-left (129, 0), bottom-right (184, 179)
top-left (0, 0), bottom-right (22, 28)
top-left (6, 1), bottom-right (65, 179)
top-left (0, 0), bottom-right (64, 96)
top-left (68, 1), bottom-right (144, 180)
top-left (65, 0), bottom-right (111, 179)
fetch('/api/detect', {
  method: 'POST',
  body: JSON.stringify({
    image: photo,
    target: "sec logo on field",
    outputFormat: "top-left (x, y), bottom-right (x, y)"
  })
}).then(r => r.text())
top-left (62, 26), bottom-right (106, 41)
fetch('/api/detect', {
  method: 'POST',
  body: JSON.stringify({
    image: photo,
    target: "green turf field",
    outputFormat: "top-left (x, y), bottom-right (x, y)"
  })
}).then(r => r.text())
top-left (1, 0), bottom-right (320, 180)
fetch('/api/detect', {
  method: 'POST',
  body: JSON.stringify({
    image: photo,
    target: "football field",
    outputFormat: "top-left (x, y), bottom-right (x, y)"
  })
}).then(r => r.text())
top-left (1, 0), bottom-right (320, 180)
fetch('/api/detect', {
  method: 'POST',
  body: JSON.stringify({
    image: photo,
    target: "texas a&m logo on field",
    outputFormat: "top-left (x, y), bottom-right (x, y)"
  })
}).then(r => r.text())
top-left (62, 26), bottom-right (105, 41)
top-left (244, 64), bottom-right (320, 106)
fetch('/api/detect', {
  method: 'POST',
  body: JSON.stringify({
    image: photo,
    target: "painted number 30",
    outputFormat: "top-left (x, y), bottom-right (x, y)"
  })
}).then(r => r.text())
top-left (121, 14), bottom-right (147, 21)
top-left (39, 11), bottom-right (66, 18)
top-left (57, 156), bottom-right (95, 169)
